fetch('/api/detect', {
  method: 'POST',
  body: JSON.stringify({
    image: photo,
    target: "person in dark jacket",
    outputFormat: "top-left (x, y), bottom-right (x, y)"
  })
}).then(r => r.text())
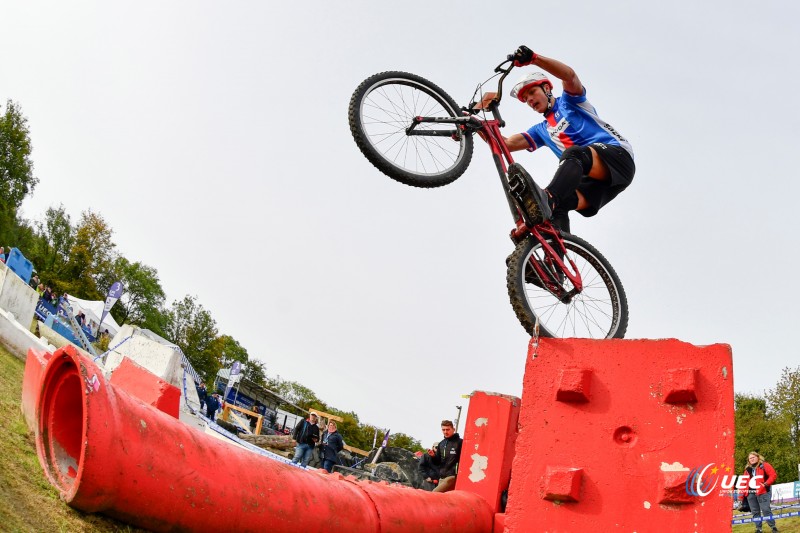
top-left (205, 393), bottom-right (220, 421)
top-left (291, 413), bottom-right (320, 467)
top-left (431, 420), bottom-right (462, 493)
top-left (418, 442), bottom-right (441, 491)
top-left (740, 451), bottom-right (779, 533)
top-left (319, 421), bottom-right (345, 473)
top-left (196, 381), bottom-right (208, 410)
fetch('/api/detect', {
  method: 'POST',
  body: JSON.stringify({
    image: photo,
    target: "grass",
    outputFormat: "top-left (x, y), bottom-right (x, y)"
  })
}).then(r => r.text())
top-left (0, 344), bottom-right (146, 533)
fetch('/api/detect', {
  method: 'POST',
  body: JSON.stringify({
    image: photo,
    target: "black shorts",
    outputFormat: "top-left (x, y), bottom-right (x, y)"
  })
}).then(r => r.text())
top-left (576, 143), bottom-right (635, 217)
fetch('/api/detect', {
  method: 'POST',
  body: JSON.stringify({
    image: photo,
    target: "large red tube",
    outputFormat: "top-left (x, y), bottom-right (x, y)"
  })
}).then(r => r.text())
top-left (35, 349), bottom-right (493, 532)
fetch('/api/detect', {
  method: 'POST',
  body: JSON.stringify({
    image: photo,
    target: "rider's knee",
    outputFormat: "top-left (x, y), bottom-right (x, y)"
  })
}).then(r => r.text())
top-left (560, 145), bottom-right (593, 175)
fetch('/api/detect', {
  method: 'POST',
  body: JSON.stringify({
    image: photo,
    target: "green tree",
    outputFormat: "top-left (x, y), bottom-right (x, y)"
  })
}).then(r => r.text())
top-left (734, 393), bottom-right (794, 480)
top-left (0, 100), bottom-right (37, 244)
top-left (244, 358), bottom-right (267, 389)
top-left (29, 205), bottom-right (75, 284)
top-left (766, 366), bottom-right (800, 478)
top-left (163, 295), bottom-right (220, 381)
top-left (62, 210), bottom-right (116, 299)
top-left (209, 335), bottom-right (249, 369)
top-left (108, 257), bottom-right (166, 327)
top-left (390, 432), bottom-right (422, 452)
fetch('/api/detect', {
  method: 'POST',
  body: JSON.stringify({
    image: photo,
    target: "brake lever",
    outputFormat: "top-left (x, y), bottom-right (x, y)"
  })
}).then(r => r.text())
top-left (494, 57), bottom-right (515, 74)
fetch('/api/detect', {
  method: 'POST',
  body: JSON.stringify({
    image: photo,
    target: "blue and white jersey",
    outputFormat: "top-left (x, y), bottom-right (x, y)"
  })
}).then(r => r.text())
top-left (521, 88), bottom-right (633, 159)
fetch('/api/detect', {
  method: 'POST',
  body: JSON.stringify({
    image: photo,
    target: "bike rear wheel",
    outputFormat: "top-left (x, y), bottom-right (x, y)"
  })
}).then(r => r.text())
top-left (506, 234), bottom-right (628, 339)
top-left (348, 71), bottom-right (473, 187)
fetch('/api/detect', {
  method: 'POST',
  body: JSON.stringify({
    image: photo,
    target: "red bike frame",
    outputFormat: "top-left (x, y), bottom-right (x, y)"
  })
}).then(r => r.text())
top-left (409, 60), bottom-right (583, 298)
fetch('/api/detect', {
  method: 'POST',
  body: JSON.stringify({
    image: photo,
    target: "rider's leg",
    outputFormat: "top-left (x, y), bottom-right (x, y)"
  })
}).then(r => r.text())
top-left (546, 145), bottom-right (609, 212)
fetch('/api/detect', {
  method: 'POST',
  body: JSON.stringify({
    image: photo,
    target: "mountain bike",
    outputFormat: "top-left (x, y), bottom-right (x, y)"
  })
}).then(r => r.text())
top-left (347, 53), bottom-right (628, 339)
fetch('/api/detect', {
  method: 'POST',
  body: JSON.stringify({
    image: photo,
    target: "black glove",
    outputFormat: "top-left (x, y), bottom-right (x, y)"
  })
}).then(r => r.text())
top-left (513, 45), bottom-right (537, 67)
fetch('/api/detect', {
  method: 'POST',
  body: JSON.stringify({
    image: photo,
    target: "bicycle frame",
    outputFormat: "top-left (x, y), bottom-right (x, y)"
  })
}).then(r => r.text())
top-left (407, 60), bottom-right (583, 298)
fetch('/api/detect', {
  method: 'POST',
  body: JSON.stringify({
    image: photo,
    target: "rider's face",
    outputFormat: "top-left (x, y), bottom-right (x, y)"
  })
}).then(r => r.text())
top-left (523, 85), bottom-right (549, 114)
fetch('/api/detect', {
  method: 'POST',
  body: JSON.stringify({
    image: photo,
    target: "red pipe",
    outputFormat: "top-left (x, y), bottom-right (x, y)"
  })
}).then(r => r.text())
top-left (35, 348), bottom-right (493, 532)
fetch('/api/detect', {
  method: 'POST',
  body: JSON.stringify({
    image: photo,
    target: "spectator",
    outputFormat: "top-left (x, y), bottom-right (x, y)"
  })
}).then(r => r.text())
top-left (205, 393), bottom-right (220, 421)
top-left (418, 442), bottom-right (440, 491)
top-left (0, 246), bottom-right (5, 264)
top-left (740, 451), bottom-right (779, 533)
top-left (42, 286), bottom-right (52, 302)
top-left (319, 421), bottom-right (344, 473)
top-left (196, 381), bottom-right (208, 410)
top-left (431, 420), bottom-right (462, 493)
top-left (75, 311), bottom-right (86, 326)
top-left (29, 274), bottom-right (40, 289)
top-left (291, 413), bottom-right (320, 468)
top-left (36, 283), bottom-right (44, 297)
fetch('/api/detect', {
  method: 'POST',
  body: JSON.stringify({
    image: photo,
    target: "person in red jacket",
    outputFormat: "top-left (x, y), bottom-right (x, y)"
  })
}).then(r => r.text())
top-left (740, 451), bottom-right (779, 533)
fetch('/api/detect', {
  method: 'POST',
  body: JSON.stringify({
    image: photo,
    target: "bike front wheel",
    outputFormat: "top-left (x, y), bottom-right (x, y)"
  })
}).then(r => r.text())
top-left (348, 71), bottom-right (473, 188)
top-left (506, 234), bottom-right (628, 339)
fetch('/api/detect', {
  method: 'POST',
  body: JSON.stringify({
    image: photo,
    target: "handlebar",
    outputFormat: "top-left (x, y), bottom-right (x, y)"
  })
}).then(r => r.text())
top-left (467, 56), bottom-right (516, 114)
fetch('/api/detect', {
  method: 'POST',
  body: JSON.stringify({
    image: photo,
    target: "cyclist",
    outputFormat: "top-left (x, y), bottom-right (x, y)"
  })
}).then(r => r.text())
top-left (503, 46), bottom-right (635, 233)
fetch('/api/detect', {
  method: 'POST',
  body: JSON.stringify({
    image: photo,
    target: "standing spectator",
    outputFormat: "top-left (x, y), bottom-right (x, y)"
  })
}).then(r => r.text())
top-left (42, 286), bottom-right (52, 302)
top-left (418, 442), bottom-right (440, 491)
top-left (291, 413), bottom-right (320, 468)
top-left (319, 421), bottom-right (344, 473)
top-left (740, 451), bottom-right (779, 533)
top-left (196, 381), bottom-right (208, 410)
top-left (29, 274), bottom-right (40, 289)
top-left (431, 420), bottom-right (462, 493)
top-left (36, 283), bottom-right (44, 297)
top-left (205, 393), bottom-right (220, 421)
top-left (0, 246), bottom-right (5, 264)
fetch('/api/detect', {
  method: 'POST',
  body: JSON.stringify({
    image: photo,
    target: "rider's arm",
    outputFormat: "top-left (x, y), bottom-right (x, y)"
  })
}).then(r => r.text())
top-left (531, 54), bottom-right (583, 96)
top-left (504, 133), bottom-right (530, 152)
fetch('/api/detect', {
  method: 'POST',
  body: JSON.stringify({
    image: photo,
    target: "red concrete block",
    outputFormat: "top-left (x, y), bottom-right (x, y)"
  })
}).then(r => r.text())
top-left (36, 348), bottom-right (495, 532)
top-left (541, 466), bottom-right (583, 502)
top-left (505, 338), bottom-right (734, 533)
top-left (455, 391), bottom-right (521, 513)
top-left (663, 368), bottom-right (698, 404)
top-left (658, 470), bottom-right (695, 505)
top-left (109, 356), bottom-right (180, 418)
top-left (555, 368), bottom-right (592, 403)
top-left (493, 512), bottom-right (506, 532)
top-left (21, 346), bottom-right (56, 432)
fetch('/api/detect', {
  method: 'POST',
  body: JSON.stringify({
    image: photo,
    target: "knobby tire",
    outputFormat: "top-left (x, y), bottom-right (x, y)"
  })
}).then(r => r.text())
top-left (348, 71), bottom-right (473, 188)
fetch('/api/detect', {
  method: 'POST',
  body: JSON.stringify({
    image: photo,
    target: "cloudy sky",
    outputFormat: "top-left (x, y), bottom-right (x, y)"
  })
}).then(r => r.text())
top-left (3, 1), bottom-right (798, 444)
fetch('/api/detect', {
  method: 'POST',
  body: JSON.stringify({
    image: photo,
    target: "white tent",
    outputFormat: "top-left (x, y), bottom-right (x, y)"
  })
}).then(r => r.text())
top-left (63, 294), bottom-right (122, 337)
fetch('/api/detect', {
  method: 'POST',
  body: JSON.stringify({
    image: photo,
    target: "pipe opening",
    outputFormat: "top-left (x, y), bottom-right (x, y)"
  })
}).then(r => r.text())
top-left (40, 359), bottom-right (85, 492)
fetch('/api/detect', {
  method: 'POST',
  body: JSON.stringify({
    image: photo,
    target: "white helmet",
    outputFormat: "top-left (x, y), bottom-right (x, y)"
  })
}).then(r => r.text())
top-left (510, 72), bottom-right (552, 102)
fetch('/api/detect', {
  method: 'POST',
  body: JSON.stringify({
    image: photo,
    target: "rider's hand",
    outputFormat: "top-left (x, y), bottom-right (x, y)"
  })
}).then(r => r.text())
top-left (513, 45), bottom-right (537, 67)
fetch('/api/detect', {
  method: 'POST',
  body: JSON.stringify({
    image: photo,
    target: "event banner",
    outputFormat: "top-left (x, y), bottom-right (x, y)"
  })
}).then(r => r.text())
top-left (98, 281), bottom-right (124, 331)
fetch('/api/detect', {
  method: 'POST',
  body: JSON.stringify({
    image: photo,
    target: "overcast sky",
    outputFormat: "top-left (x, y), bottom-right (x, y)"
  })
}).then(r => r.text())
top-left (3, 1), bottom-right (799, 444)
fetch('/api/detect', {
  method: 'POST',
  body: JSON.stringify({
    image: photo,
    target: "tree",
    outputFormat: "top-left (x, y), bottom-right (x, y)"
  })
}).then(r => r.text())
top-left (162, 295), bottom-right (220, 381)
top-left (244, 358), bottom-right (267, 389)
top-left (108, 257), bottom-right (166, 326)
top-left (766, 366), bottom-right (800, 476)
top-left (62, 210), bottom-right (116, 299)
top-left (29, 205), bottom-right (75, 284)
top-left (734, 393), bottom-right (794, 481)
top-left (209, 335), bottom-right (249, 369)
top-left (0, 100), bottom-right (37, 244)
top-left (390, 432), bottom-right (422, 452)
top-left (263, 376), bottom-right (324, 411)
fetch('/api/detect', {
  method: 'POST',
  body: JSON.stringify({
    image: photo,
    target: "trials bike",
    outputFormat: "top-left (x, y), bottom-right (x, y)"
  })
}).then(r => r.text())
top-left (347, 55), bottom-right (628, 339)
